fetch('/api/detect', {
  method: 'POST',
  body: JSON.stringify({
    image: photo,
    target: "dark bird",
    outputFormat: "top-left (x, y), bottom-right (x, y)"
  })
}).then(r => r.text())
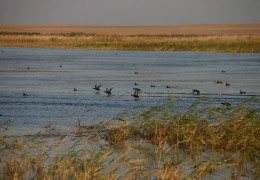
top-left (240, 90), bottom-right (246, 94)
top-left (93, 84), bottom-right (102, 91)
top-left (166, 85), bottom-right (171, 88)
top-left (60, 65), bottom-right (63, 67)
top-left (135, 72), bottom-right (138, 74)
top-left (221, 102), bottom-right (231, 108)
top-left (27, 67), bottom-right (30, 70)
top-left (104, 88), bottom-right (113, 95)
top-left (134, 83), bottom-right (139, 86)
top-left (133, 88), bottom-right (142, 92)
top-left (221, 70), bottom-right (226, 73)
top-left (23, 92), bottom-right (28, 96)
top-left (150, 84), bottom-right (156, 87)
top-left (131, 89), bottom-right (140, 98)
top-left (192, 89), bottom-right (200, 95)
top-left (225, 83), bottom-right (230, 87)
top-left (73, 88), bottom-right (78, 92)
top-left (215, 81), bottom-right (223, 84)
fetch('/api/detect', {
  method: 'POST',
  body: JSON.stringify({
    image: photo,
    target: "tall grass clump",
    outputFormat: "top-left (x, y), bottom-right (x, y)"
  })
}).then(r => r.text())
top-left (0, 97), bottom-right (259, 179)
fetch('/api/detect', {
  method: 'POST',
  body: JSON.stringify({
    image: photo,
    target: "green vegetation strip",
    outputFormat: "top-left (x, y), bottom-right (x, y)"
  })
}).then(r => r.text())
top-left (0, 97), bottom-right (259, 179)
top-left (1, 32), bottom-right (260, 52)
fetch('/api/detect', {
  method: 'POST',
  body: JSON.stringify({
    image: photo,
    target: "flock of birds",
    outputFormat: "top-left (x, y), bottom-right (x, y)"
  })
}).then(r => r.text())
top-left (19, 62), bottom-right (248, 109)
top-left (69, 69), bottom-right (248, 109)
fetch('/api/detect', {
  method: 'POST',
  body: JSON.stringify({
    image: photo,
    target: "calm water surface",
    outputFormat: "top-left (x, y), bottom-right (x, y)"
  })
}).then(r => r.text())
top-left (0, 48), bottom-right (259, 135)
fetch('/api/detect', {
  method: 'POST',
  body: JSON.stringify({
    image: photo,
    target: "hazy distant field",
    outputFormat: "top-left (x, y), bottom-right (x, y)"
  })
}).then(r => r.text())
top-left (1, 24), bottom-right (260, 35)
top-left (1, 24), bottom-right (260, 52)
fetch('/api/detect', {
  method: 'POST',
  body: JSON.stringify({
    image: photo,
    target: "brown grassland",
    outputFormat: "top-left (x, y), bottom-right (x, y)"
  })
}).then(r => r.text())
top-left (1, 24), bottom-right (260, 52)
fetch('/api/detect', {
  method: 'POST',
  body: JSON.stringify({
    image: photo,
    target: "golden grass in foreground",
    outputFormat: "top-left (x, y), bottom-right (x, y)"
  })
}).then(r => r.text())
top-left (1, 32), bottom-right (260, 52)
top-left (0, 97), bottom-right (259, 179)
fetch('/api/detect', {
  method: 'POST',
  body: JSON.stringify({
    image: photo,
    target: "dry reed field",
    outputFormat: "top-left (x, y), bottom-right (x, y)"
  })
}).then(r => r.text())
top-left (1, 24), bottom-right (260, 52)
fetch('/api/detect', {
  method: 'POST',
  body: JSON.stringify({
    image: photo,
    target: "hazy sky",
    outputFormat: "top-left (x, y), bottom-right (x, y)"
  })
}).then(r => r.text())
top-left (1, 0), bottom-right (260, 25)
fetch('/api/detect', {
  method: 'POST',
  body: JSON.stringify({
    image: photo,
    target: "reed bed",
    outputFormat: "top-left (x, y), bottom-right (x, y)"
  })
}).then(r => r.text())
top-left (1, 32), bottom-right (260, 52)
top-left (0, 97), bottom-right (259, 179)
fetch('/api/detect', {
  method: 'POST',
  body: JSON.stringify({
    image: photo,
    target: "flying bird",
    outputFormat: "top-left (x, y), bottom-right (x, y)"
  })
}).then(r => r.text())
top-left (93, 84), bottom-right (102, 91)
top-left (104, 88), bottom-right (113, 95)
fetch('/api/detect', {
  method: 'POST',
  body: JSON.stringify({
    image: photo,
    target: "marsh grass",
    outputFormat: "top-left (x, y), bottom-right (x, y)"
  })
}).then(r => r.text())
top-left (1, 32), bottom-right (260, 52)
top-left (0, 97), bottom-right (259, 179)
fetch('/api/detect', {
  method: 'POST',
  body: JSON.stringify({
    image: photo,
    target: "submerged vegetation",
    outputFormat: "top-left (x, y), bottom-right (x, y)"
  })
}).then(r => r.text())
top-left (1, 32), bottom-right (260, 52)
top-left (0, 97), bottom-right (259, 179)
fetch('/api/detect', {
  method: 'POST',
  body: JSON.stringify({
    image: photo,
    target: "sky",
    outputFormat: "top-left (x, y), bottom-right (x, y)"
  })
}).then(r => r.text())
top-left (0, 0), bottom-right (260, 25)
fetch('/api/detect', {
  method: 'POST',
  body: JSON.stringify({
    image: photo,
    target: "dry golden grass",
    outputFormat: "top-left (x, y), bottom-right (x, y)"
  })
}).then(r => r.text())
top-left (1, 32), bottom-right (260, 52)
top-left (1, 24), bottom-right (260, 52)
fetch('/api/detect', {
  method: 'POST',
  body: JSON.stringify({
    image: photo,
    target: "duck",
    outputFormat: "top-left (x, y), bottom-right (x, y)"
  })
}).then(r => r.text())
top-left (221, 102), bottom-right (231, 108)
top-left (215, 81), bottom-right (223, 84)
top-left (240, 90), bottom-right (246, 94)
top-left (104, 88), bottom-right (113, 95)
top-left (192, 89), bottom-right (200, 95)
top-left (131, 89), bottom-right (140, 98)
top-left (133, 88), bottom-right (142, 92)
top-left (23, 92), bottom-right (28, 96)
top-left (93, 84), bottom-right (102, 91)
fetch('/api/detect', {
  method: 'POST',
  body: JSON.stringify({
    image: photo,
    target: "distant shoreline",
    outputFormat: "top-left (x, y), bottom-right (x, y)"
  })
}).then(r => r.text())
top-left (1, 24), bottom-right (260, 35)
top-left (1, 24), bottom-right (260, 53)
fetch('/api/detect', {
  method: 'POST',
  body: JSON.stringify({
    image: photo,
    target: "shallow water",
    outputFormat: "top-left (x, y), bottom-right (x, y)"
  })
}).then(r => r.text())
top-left (0, 48), bottom-right (259, 135)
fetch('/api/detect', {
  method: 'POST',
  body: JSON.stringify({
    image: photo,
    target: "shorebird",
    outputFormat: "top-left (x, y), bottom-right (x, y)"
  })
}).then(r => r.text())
top-left (215, 81), bottom-right (223, 84)
top-left (240, 90), bottom-right (246, 94)
top-left (221, 102), bottom-right (231, 108)
top-left (150, 84), bottom-right (156, 87)
top-left (226, 83), bottom-right (230, 87)
top-left (104, 88), bottom-right (113, 95)
top-left (192, 89), bottom-right (200, 95)
top-left (93, 84), bottom-right (102, 91)
top-left (131, 89), bottom-right (140, 98)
